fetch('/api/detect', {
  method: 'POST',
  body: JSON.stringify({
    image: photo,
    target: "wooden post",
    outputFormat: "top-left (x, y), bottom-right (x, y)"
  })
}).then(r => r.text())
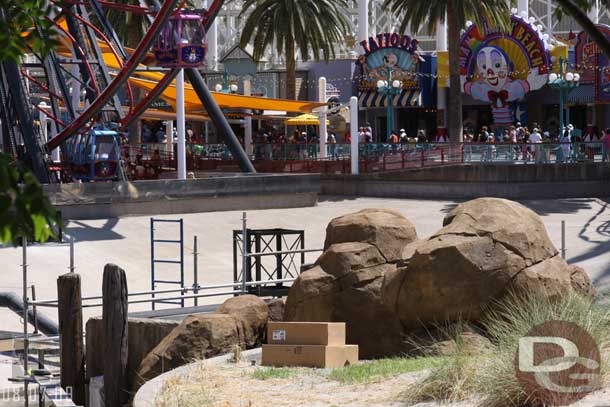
top-left (103, 264), bottom-right (129, 407)
top-left (57, 273), bottom-right (86, 405)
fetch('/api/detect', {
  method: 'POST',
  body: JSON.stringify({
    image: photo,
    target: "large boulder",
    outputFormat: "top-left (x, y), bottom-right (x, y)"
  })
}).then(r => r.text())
top-left (286, 199), bottom-right (586, 358)
top-left (323, 208), bottom-right (417, 262)
top-left (135, 295), bottom-right (267, 389)
top-left (385, 198), bottom-right (574, 328)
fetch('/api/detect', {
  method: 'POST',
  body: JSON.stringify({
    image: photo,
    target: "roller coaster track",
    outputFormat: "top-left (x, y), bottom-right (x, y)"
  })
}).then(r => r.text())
top-left (1, 0), bottom-right (255, 181)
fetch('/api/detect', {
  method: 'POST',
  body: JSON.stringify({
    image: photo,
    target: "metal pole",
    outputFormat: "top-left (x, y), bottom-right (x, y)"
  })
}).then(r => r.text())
top-left (69, 236), bottom-right (75, 273)
top-left (22, 236), bottom-right (29, 407)
top-left (350, 96), bottom-right (359, 175)
top-left (559, 57), bottom-right (564, 138)
top-left (150, 218), bottom-right (155, 310)
top-left (561, 220), bottom-right (566, 259)
top-left (185, 68), bottom-right (256, 173)
top-left (193, 235), bottom-right (199, 307)
top-left (244, 79), bottom-right (253, 156)
top-left (318, 77), bottom-right (327, 159)
top-left (31, 285), bottom-right (39, 335)
top-left (386, 69), bottom-right (393, 141)
top-left (241, 212), bottom-right (248, 294)
top-left (176, 68), bottom-right (187, 180)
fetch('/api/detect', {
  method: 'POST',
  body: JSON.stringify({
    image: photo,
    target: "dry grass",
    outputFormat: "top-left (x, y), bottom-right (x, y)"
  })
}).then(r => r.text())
top-left (154, 363), bottom-right (215, 407)
top-left (403, 291), bottom-right (610, 407)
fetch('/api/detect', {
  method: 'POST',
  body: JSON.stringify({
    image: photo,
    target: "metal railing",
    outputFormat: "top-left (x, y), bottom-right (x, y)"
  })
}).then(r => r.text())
top-left (124, 141), bottom-right (610, 176)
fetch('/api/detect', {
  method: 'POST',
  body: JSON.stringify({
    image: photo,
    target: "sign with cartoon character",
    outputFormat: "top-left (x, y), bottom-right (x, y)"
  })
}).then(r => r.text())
top-left (356, 33), bottom-right (422, 108)
top-left (460, 14), bottom-right (551, 128)
top-left (575, 24), bottom-right (610, 103)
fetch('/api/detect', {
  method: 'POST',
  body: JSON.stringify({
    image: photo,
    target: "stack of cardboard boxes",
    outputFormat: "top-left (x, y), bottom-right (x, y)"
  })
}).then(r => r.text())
top-left (262, 322), bottom-right (359, 368)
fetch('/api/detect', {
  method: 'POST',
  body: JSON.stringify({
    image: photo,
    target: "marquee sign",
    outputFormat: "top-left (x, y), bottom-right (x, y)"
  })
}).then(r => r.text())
top-left (575, 25), bottom-right (610, 103)
top-left (356, 33), bottom-right (421, 108)
top-left (459, 14), bottom-right (551, 127)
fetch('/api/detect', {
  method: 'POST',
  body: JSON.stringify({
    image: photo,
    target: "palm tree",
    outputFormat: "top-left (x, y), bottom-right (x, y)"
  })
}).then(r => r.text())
top-left (238, 0), bottom-right (350, 100)
top-left (383, 0), bottom-right (512, 142)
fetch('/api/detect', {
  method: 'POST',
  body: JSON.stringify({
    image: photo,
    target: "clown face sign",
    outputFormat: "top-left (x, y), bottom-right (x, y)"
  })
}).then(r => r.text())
top-left (476, 46), bottom-right (510, 90)
top-left (459, 15), bottom-right (551, 127)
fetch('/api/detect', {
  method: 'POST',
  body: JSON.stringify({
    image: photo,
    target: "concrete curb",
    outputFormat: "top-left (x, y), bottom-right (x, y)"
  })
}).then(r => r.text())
top-left (132, 348), bottom-right (262, 407)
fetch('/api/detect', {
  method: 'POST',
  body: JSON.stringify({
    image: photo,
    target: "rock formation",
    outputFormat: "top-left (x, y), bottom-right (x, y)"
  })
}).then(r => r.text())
top-left (285, 199), bottom-right (593, 358)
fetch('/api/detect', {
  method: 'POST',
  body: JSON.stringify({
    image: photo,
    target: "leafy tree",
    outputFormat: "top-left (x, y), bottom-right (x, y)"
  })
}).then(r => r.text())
top-left (238, 0), bottom-right (350, 100)
top-left (0, 0), bottom-right (59, 62)
top-left (383, 0), bottom-right (513, 143)
top-left (0, 0), bottom-right (62, 245)
top-left (0, 155), bottom-right (62, 246)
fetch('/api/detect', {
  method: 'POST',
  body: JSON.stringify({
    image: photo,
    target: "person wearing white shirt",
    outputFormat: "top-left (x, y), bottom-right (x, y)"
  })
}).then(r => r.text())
top-left (529, 128), bottom-right (543, 162)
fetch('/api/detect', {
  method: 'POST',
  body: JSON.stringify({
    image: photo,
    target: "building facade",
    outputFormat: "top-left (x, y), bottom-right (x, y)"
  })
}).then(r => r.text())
top-left (202, 0), bottom-right (610, 141)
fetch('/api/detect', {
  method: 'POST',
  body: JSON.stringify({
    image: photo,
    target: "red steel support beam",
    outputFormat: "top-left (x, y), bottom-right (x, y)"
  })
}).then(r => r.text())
top-left (47, 0), bottom-right (179, 151)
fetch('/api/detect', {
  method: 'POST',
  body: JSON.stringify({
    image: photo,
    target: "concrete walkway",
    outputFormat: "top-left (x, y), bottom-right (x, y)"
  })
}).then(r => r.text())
top-left (0, 196), bottom-right (609, 334)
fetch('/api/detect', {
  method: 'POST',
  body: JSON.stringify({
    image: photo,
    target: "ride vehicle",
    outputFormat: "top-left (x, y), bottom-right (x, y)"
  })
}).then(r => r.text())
top-left (65, 128), bottom-right (121, 181)
top-left (154, 10), bottom-right (207, 68)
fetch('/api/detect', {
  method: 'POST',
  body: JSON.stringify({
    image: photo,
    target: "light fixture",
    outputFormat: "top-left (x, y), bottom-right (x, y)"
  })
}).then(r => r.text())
top-left (549, 73), bottom-right (558, 82)
top-left (573, 73), bottom-right (581, 82)
top-left (214, 83), bottom-right (223, 92)
top-left (511, 7), bottom-right (518, 14)
top-left (392, 80), bottom-right (401, 88)
top-left (565, 72), bottom-right (574, 81)
top-left (465, 21), bottom-right (473, 27)
top-left (376, 80), bottom-right (385, 89)
top-left (529, 17), bottom-right (536, 24)
top-left (230, 84), bottom-right (239, 92)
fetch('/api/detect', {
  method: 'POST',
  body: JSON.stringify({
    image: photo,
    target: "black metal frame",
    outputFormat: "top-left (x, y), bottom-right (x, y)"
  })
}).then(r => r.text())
top-left (233, 228), bottom-right (305, 296)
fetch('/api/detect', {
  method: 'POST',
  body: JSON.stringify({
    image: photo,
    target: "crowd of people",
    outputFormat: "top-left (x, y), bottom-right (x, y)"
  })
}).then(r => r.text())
top-left (461, 122), bottom-right (610, 162)
top-left (137, 118), bottom-right (610, 163)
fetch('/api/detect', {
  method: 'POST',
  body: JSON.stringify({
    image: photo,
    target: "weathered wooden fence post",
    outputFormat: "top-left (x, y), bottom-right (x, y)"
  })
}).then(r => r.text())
top-left (103, 264), bottom-right (129, 407)
top-left (57, 272), bottom-right (86, 405)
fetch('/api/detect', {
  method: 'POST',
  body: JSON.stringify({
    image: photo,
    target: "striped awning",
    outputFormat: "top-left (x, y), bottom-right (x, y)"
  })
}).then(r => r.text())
top-left (358, 89), bottom-right (421, 109)
top-left (567, 84), bottom-right (595, 104)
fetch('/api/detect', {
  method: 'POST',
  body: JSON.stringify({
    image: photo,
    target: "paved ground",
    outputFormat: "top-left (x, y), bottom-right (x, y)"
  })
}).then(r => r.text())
top-left (0, 196), bottom-right (609, 334)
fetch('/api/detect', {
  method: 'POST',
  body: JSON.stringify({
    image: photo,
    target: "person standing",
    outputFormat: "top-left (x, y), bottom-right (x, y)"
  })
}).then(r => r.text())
top-left (327, 131), bottom-right (338, 159)
top-left (529, 127), bottom-right (543, 162)
top-left (560, 126), bottom-right (571, 163)
top-left (602, 128), bottom-right (610, 162)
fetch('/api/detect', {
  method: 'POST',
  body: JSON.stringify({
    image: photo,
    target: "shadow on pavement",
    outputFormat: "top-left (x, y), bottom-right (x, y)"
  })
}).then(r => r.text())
top-left (64, 218), bottom-right (124, 242)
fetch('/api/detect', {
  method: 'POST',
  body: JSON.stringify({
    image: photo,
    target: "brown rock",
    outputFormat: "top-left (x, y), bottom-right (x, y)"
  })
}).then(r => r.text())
top-left (284, 266), bottom-right (338, 322)
top-left (384, 234), bottom-right (527, 328)
top-left (134, 295), bottom-right (268, 390)
top-left (285, 260), bottom-right (406, 358)
top-left (135, 314), bottom-right (242, 387)
top-left (316, 242), bottom-right (386, 280)
top-left (286, 199), bottom-right (581, 359)
top-left (568, 265), bottom-right (597, 298)
top-left (216, 295), bottom-right (269, 348)
top-left (510, 255), bottom-right (573, 300)
top-left (324, 208), bottom-right (417, 262)
top-left (266, 298), bottom-right (285, 322)
top-left (438, 198), bottom-right (558, 266)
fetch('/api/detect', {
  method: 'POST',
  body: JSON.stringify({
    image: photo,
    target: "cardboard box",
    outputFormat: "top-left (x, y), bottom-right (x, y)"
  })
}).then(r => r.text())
top-left (262, 344), bottom-right (359, 368)
top-left (267, 322), bottom-right (346, 346)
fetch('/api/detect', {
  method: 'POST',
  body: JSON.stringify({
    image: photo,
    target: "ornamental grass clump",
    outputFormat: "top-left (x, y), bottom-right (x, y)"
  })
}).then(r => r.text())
top-left (403, 291), bottom-right (610, 407)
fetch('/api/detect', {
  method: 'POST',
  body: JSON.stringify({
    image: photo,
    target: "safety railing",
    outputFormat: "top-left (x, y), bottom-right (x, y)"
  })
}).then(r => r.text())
top-left (119, 141), bottom-right (610, 177)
